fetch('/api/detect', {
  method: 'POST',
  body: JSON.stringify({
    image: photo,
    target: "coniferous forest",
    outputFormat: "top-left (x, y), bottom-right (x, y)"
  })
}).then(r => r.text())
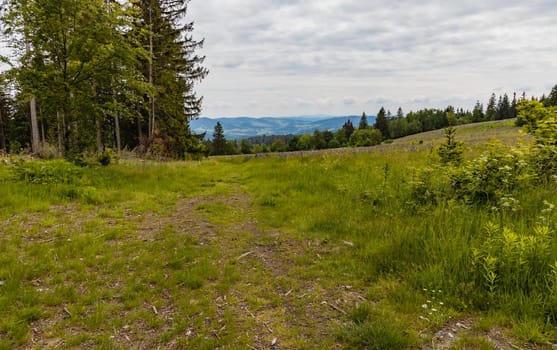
top-left (0, 0), bottom-right (208, 160)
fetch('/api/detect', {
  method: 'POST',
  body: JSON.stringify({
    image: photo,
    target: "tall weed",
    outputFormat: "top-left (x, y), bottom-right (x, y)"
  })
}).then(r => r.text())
top-left (472, 223), bottom-right (556, 318)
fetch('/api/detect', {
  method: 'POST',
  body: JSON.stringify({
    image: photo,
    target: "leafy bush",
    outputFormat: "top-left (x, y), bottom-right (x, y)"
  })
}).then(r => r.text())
top-left (449, 145), bottom-right (529, 204)
top-left (529, 144), bottom-right (557, 184)
top-left (97, 148), bottom-right (117, 166)
top-left (12, 160), bottom-right (83, 185)
top-left (349, 128), bottom-right (383, 147)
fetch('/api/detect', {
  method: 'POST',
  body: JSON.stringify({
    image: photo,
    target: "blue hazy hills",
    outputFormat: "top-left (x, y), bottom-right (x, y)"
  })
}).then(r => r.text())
top-left (190, 115), bottom-right (375, 140)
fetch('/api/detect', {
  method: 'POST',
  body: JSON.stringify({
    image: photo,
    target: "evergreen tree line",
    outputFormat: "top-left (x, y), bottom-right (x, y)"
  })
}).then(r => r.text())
top-left (0, 0), bottom-right (208, 159)
top-left (208, 86), bottom-right (557, 156)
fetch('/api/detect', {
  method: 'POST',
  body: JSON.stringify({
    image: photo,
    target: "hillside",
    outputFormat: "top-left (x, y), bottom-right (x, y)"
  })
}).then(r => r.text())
top-left (190, 115), bottom-right (368, 139)
top-left (1, 121), bottom-right (555, 349)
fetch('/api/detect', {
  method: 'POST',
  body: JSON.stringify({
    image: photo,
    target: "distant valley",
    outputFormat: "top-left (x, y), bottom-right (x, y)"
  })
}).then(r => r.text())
top-left (190, 115), bottom-right (374, 139)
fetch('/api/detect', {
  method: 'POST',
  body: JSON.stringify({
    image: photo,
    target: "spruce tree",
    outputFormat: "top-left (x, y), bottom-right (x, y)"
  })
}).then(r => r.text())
top-left (472, 101), bottom-right (484, 122)
top-left (211, 122), bottom-right (226, 155)
top-left (486, 93), bottom-right (497, 120)
top-left (358, 112), bottom-right (368, 129)
top-left (374, 107), bottom-right (389, 139)
top-left (396, 107), bottom-right (404, 119)
top-left (511, 92), bottom-right (518, 118)
top-left (545, 85), bottom-right (557, 107)
top-left (135, 0), bottom-right (208, 158)
top-left (499, 94), bottom-right (511, 120)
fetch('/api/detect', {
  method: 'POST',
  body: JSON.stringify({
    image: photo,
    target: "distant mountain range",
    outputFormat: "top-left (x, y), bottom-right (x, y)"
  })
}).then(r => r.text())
top-left (191, 115), bottom-right (375, 140)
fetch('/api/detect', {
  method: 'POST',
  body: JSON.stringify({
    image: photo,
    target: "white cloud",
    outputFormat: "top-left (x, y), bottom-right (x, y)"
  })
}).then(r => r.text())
top-left (188, 0), bottom-right (557, 116)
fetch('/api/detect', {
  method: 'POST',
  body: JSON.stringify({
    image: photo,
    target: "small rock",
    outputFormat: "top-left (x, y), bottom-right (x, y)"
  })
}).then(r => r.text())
top-left (271, 337), bottom-right (278, 346)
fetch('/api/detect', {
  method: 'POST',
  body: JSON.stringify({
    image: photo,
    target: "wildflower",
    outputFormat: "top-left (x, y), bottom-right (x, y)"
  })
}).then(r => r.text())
top-left (421, 304), bottom-right (428, 309)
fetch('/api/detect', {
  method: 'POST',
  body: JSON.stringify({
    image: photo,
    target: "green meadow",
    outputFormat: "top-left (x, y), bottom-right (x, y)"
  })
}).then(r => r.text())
top-left (1, 121), bottom-right (556, 349)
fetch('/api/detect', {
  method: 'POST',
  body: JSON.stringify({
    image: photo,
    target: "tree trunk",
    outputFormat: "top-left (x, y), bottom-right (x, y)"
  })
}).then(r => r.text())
top-left (148, 2), bottom-right (155, 138)
top-left (39, 106), bottom-right (45, 145)
top-left (57, 111), bottom-right (63, 154)
top-left (25, 38), bottom-right (41, 154)
top-left (114, 113), bottom-right (121, 154)
top-left (96, 116), bottom-right (103, 152)
top-left (0, 107), bottom-right (6, 154)
top-left (30, 98), bottom-right (40, 153)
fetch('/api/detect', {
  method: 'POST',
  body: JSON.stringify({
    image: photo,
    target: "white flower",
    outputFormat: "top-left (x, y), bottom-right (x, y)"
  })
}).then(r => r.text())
top-left (421, 304), bottom-right (428, 309)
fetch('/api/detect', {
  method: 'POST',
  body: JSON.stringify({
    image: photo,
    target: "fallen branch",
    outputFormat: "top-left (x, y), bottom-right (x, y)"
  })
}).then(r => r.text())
top-left (322, 301), bottom-right (347, 315)
top-left (237, 251), bottom-right (254, 260)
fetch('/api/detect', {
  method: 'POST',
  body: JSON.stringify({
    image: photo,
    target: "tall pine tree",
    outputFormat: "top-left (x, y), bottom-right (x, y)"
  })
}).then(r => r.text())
top-left (358, 112), bottom-right (368, 129)
top-left (135, 0), bottom-right (208, 158)
top-left (374, 107), bottom-right (389, 139)
top-left (486, 93), bottom-right (497, 121)
top-left (211, 121), bottom-right (226, 155)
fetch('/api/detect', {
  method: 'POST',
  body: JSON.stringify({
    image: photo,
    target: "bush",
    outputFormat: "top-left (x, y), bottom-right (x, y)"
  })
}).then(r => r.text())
top-left (529, 144), bottom-right (557, 184)
top-left (97, 148), bottom-right (116, 166)
top-left (37, 143), bottom-right (60, 160)
top-left (12, 159), bottom-right (83, 185)
top-left (349, 128), bottom-right (383, 147)
top-left (449, 145), bottom-right (529, 204)
top-left (407, 166), bottom-right (446, 209)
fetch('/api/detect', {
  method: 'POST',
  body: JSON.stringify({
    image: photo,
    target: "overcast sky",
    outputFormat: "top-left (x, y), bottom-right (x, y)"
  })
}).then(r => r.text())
top-left (187, 0), bottom-right (557, 117)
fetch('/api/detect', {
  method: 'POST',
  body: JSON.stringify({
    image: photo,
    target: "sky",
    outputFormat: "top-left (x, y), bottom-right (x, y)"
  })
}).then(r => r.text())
top-left (187, 0), bottom-right (557, 118)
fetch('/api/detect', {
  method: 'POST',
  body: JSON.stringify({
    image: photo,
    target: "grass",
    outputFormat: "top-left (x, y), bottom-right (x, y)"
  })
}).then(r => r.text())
top-left (0, 120), bottom-right (556, 349)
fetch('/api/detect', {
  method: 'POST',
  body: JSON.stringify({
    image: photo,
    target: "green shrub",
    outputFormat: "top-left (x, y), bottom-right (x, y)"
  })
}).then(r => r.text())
top-left (12, 159), bottom-right (83, 185)
top-left (349, 128), bottom-right (383, 147)
top-left (449, 146), bottom-right (529, 204)
top-left (437, 126), bottom-right (464, 165)
top-left (529, 144), bottom-right (557, 184)
top-left (407, 166), bottom-right (446, 208)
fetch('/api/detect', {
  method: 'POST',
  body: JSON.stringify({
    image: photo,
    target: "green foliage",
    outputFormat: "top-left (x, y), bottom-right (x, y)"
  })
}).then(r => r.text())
top-left (516, 100), bottom-right (552, 131)
top-left (97, 148), bottom-right (116, 166)
top-left (529, 143), bottom-right (557, 184)
top-left (407, 166), bottom-right (446, 208)
top-left (472, 223), bottom-right (556, 316)
top-left (437, 126), bottom-right (464, 164)
top-left (449, 146), bottom-right (529, 204)
top-left (349, 128), bottom-right (383, 147)
top-left (12, 159), bottom-right (83, 185)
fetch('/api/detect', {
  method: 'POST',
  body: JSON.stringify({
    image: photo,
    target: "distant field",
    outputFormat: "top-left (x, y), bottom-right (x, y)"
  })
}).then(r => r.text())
top-left (219, 119), bottom-right (532, 159)
top-left (1, 121), bottom-right (555, 350)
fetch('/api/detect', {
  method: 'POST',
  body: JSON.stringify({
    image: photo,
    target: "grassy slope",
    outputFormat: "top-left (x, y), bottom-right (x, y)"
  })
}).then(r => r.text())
top-left (0, 121), bottom-right (554, 349)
